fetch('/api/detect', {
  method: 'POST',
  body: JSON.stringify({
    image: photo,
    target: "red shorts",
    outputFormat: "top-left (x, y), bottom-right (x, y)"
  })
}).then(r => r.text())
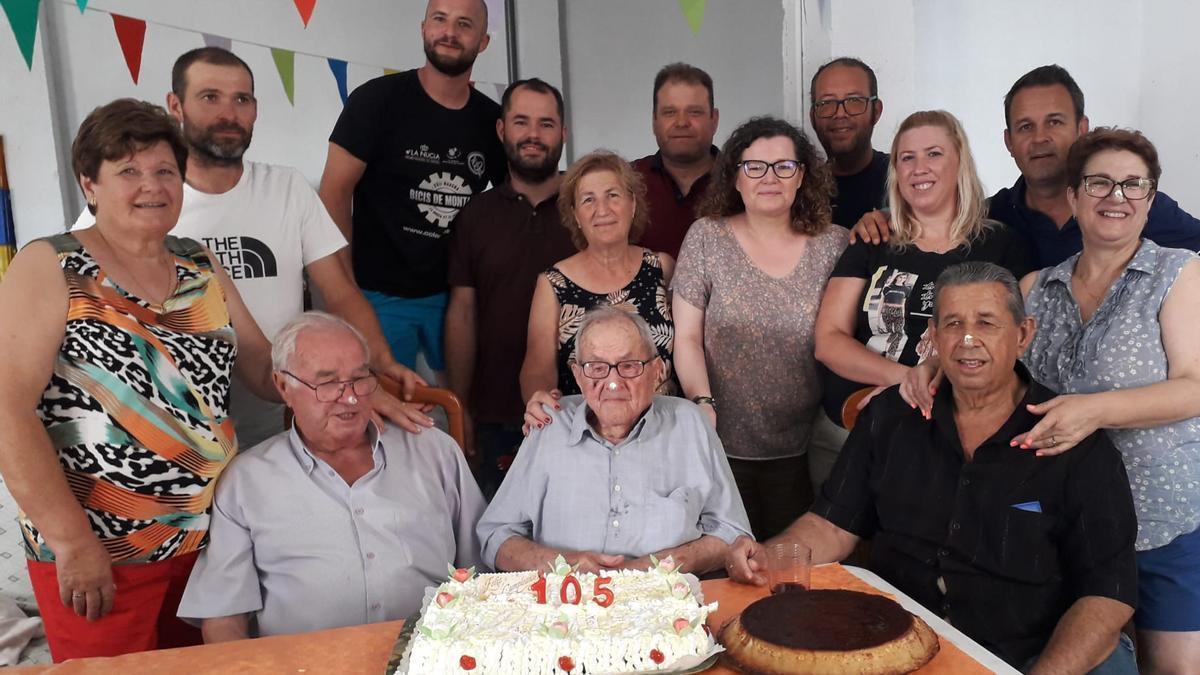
top-left (27, 551), bottom-right (202, 663)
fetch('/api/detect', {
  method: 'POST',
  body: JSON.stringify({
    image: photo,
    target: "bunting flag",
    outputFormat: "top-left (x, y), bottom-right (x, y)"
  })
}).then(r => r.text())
top-left (271, 48), bottom-right (295, 105)
top-left (0, 137), bottom-right (14, 280)
top-left (0, 0), bottom-right (40, 69)
top-left (292, 0), bottom-right (316, 28)
top-left (493, 82), bottom-right (506, 102)
top-left (327, 58), bottom-right (348, 104)
top-left (678, 0), bottom-right (705, 35)
top-left (110, 14), bottom-right (146, 83)
top-left (384, 68), bottom-right (401, 76)
top-left (202, 32), bottom-right (231, 52)
top-left (75, 0), bottom-right (85, 12)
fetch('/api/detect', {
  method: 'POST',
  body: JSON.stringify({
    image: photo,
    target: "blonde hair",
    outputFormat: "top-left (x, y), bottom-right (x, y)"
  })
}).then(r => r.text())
top-left (886, 110), bottom-right (990, 248)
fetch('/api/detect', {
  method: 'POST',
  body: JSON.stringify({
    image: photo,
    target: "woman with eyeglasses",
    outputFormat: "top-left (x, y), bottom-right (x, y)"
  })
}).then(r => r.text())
top-left (1010, 128), bottom-right (1200, 672)
top-left (519, 150), bottom-right (677, 411)
top-left (814, 110), bottom-right (1033, 441)
top-left (669, 117), bottom-right (847, 540)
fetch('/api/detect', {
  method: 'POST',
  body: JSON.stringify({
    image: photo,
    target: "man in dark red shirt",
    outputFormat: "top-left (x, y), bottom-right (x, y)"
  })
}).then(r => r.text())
top-left (632, 63), bottom-right (719, 258)
top-left (445, 78), bottom-right (574, 497)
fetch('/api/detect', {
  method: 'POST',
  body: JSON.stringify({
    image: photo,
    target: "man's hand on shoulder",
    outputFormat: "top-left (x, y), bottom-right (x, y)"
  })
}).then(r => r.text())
top-left (848, 209), bottom-right (892, 245)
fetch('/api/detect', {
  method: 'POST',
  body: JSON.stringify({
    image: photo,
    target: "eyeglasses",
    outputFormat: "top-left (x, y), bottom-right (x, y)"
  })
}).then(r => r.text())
top-left (737, 160), bottom-right (802, 179)
top-left (812, 96), bottom-right (878, 119)
top-left (1081, 175), bottom-right (1156, 201)
top-left (281, 370), bottom-right (379, 402)
top-left (573, 356), bottom-right (660, 379)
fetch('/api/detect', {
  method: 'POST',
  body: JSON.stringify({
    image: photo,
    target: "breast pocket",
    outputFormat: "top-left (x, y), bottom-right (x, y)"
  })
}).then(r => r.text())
top-left (994, 505), bottom-right (1059, 583)
top-left (638, 487), bottom-right (703, 551)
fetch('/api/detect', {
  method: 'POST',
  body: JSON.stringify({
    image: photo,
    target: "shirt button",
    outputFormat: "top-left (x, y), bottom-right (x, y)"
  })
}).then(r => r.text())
top-left (613, 485), bottom-right (621, 492)
top-left (960, 478), bottom-right (970, 487)
top-left (938, 548), bottom-right (949, 557)
top-left (366, 552), bottom-right (376, 560)
top-left (354, 507), bottom-right (365, 515)
top-left (614, 450), bottom-right (621, 456)
top-left (950, 521), bottom-right (961, 531)
top-left (612, 520), bottom-right (620, 528)
top-left (371, 602), bottom-right (381, 611)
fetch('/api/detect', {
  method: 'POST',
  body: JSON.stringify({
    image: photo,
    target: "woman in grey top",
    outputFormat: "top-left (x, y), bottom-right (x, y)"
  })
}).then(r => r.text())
top-left (671, 117), bottom-right (847, 540)
top-left (1012, 129), bottom-right (1200, 673)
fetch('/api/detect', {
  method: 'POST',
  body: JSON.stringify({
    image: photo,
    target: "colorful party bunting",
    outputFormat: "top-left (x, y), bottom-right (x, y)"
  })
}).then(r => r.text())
top-left (327, 58), bottom-right (348, 104)
top-left (111, 14), bottom-right (146, 83)
top-left (678, 0), bottom-right (705, 35)
top-left (271, 48), bottom-right (295, 105)
top-left (293, 0), bottom-right (316, 28)
top-left (384, 68), bottom-right (401, 76)
top-left (1, 0), bottom-right (40, 69)
top-left (75, 0), bottom-right (86, 12)
top-left (202, 33), bottom-right (231, 52)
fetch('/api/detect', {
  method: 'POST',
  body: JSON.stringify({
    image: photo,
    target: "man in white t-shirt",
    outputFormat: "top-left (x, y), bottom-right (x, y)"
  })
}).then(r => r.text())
top-left (74, 47), bottom-right (432, 448)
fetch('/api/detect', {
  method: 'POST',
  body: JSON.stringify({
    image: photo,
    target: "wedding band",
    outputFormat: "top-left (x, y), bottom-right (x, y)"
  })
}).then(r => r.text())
top-left (1049, 435), bottom-right (1057, 445)
top-left (72, 592), bottom-right (85, 598)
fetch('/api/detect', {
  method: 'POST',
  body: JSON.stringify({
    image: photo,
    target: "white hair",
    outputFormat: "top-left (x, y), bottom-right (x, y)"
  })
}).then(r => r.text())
top-left (270, 311), bottom-right (369, 374)
top-left (573, 306), bottom-right (657, 360)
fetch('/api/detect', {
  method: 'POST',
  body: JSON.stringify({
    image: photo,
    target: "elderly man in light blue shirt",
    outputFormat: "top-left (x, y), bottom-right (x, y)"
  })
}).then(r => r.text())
top-left (177, 311), bottom-right (484, 642)
top-left (478, 306), bottom-right (751, 575)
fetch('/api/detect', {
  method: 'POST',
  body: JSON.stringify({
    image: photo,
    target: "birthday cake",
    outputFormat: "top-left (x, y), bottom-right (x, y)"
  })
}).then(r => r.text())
top-left (720, 589), bottom-right (940, 674)
top-left (401, 556), bottom-right (721, 674)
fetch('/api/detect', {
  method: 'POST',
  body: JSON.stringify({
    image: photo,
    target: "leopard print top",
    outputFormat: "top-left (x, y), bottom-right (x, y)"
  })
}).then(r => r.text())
top-left (22, 233), bottom-right (237, 563)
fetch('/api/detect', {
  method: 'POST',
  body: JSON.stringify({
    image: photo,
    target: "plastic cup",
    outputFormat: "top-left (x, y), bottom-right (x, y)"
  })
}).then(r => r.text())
top-left (767, 542), bottom-right (812, 594)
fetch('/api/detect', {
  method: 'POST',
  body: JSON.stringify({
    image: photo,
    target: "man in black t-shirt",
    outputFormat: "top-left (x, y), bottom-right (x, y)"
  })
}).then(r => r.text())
top-left (318, 0), bottom-right (505, 378)
top-left (810, 57), bottom-right (888, 228)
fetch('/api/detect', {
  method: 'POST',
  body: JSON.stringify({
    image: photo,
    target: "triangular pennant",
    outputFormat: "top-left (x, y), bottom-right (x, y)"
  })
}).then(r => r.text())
top-left (271, 48), bottom-right (295, 105)
top-left (493, 82), bottom-right (506, 102)
top-left (201, 33), bottom-right (231, 52)
top-left (0, 0), bottom-right (40, 70)
top-left (110, 14), bottom-right (146, 84)
top-left (327, 58), bottom-right (348, 104)
top-left (75, 0), bottom-right (86, 12)
top-left (678, 0), bottom-right (705, 35)
top-left (384, 68), bottom-right (400, 76)
top-left (293, 0), bottom-right (316, 27)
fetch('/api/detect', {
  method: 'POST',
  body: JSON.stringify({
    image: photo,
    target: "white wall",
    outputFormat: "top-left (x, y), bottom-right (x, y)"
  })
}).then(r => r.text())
top-left (809, 0), bottom-right (1199, 213)
top-left (0, 0), bottom-right (510, 245)
top-left (559, 0), bottom-right (786, 163)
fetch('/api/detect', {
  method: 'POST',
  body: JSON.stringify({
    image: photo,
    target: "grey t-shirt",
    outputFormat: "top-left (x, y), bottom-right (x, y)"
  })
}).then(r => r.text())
top-left (673, 217), bottom-right (848, 459)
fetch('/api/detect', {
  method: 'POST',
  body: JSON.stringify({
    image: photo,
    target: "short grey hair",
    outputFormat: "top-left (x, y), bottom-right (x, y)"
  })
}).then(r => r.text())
top-left (933, 262), bottom-right (1026, 323)
top-left (573, 306), bottom-right (657, 361)
top-left (271, 311), bottom-right (370, 374)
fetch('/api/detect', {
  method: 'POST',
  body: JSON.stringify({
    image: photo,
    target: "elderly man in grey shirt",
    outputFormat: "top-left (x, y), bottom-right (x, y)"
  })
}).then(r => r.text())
top-left (477, 307), bottom-right (751, 575)
top-left (178, 312), bottom-right (485, 641)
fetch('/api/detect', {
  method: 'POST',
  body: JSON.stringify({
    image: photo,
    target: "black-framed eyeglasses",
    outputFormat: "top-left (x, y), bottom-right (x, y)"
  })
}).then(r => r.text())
top-left (812, 95), bottom-right (878, 119)
top-left (1081, 175), bottom-right (1156, 201)
top-left (572, 356), bottom-right (660, 379)
top-left (281, 370), bottom-right (379, 402)
top-left (737, 160), bottom-right (802, 179)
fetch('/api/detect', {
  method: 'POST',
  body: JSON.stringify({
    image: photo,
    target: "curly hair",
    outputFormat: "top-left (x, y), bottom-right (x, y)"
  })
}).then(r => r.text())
top-left (886, 110), bottom-right (990, 248)
top-left (557, 151), bottom-right (649, 250)
top-left (697, 116), bottom-right (833, 235)
top-left (1066, 127), bottom-right (1161, 192)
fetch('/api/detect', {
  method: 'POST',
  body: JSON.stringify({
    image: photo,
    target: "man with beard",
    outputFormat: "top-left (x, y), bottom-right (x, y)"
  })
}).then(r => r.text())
top-left (632, 63), bottom-right (719, 258)
top-left (445, 79), bottom-right (574, 497)
top-left (810, 57), bottom-right (887, 228)
top-left (72, 47), bottom-right (431, 448)
top-left (319, 0), bottom-right (506, 383)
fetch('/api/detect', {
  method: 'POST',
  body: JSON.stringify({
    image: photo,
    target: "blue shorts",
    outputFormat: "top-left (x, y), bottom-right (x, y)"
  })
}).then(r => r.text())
top-left (362, 290), bottom-right (447, 371)
top-left (1135, 526), bottom-right (1200, 631)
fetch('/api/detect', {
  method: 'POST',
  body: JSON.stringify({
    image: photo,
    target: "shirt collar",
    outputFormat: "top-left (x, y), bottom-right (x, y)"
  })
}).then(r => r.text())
top-left (1043, 237), bottom-right (1159, 288)
top-left (565, 397), bottom-right (661, 448)
top-left (286, 421), bottom-right (384, 474)
top-left (647, 146), bottom-right (720, 174)
top-left (496, 177), bottom-right (560, 208)
top-left (929, 361), bottom-right (1054, 459)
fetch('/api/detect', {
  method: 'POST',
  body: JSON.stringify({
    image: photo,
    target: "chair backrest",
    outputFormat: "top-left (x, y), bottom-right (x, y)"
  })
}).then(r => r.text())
top-left (841, 386), bottom-right (876, 430)
top-left (281, 378), bottom-right (467, 452)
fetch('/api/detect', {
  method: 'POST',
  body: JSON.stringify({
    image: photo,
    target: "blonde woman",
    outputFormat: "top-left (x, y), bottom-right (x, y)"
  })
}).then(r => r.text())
top-left (814, 110), bottom-right (1033, 425)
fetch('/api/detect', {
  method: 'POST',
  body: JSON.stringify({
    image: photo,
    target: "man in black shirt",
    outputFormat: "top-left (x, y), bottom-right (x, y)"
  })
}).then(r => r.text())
top-left (810, 57), bottom-right (888, 229)
top-left (729, 262), bottom-right (1138, 673)
top-left (318, 0), bottom-right (505, 379)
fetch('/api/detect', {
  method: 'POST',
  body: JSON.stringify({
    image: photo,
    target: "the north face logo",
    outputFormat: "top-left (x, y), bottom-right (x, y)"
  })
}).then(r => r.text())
top-left (203, 236), bottom-right (278, 279)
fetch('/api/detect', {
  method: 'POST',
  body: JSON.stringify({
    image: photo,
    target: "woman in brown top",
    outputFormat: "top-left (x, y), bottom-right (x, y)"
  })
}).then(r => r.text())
top-left (672, 117), bottom-right (848, 540)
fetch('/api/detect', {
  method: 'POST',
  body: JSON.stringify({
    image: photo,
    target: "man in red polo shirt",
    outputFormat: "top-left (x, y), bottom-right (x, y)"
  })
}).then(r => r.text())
top-left (632, 63), bottom-right (720, 258)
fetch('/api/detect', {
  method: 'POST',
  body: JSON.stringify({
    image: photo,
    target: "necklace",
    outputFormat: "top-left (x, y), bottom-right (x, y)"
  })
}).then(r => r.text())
top-left (92, 227), bottom-right (176, 305)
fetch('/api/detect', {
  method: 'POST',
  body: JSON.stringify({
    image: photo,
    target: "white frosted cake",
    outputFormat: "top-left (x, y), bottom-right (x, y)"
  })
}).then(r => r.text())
top-left (401, 556), bottom-right (720, 674)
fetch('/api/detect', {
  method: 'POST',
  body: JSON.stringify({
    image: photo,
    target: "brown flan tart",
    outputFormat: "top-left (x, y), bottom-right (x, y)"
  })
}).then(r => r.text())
top-left (720, 589), bottom-right (940, 674)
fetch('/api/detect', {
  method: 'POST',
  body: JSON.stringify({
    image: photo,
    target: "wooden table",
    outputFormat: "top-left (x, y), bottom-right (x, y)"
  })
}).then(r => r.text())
top-left (14, 564), bottom-right (1013, 673)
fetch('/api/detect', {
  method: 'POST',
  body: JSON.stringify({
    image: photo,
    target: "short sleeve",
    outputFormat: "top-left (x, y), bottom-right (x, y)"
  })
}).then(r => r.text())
top-left (811, 394), bottom-right (887, 538)
top-left (446, 205), bottom-right (477, 288)
top-left (830, 238), bottom-right (877, 279)
top-left (291, 170), bottom-right (348, 266)
top-left (672, 218), bottom-right (715, 310)
top-left (329, 76), bottom-right (389, 163)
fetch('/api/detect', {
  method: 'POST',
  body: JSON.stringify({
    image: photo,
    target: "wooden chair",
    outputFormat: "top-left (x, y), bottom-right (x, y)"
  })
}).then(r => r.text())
top-left (840, 386), bottom-right (877, 430)
top-left (282, 378), bottom-right (467, 452)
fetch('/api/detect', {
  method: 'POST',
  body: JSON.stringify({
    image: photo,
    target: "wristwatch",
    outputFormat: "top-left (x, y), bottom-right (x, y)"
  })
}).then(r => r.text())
top-left (691, 395), bottom-right (716, 410)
